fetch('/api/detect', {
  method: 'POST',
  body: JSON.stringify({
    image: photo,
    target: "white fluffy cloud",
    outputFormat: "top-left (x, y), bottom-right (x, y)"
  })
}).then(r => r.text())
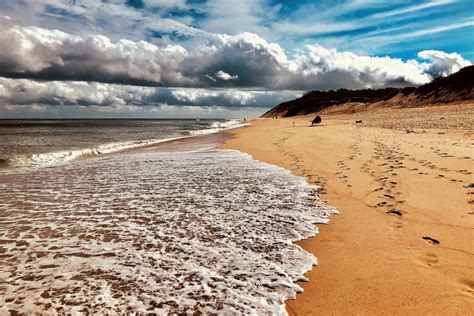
top-left (0, 14), bottom-right (471, 118)
top-left (418, 50), bottom-right (471, 77)
top-left (215, 70), bottom-right (239, 81)
top-left (143, 0), bottom-right (188, 9)
top-left (0, 76), bottom-right (298, 118)
top-left (292, 44), bottom-right (433, 89)
top-left (0, 16), bottom-right (195, 86)
top-left (0, 16), bottom-right (470, 92)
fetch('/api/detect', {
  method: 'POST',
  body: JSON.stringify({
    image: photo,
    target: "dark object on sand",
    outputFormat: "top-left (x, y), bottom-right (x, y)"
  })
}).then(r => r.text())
top-left (355, 119), bottom-right (363, 124)
top-left (311, 116), bottom-right (322, 126)
top-left (422, 236), bottom-right (440, 245)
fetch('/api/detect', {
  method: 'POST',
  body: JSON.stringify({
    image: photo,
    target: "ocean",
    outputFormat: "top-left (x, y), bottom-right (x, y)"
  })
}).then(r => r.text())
top-left (0, 119), bottom-right (243, 168)
top-left (0, 120), bottom-right (334, 314)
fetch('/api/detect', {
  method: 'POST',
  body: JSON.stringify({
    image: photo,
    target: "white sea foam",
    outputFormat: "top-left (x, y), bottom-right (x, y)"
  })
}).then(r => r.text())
top-left (12, 138), bottom-right (177, 167)
top-left (0, 142), bottom-right (336, 314)
top-left (188, 119), bottom-right (247, 136)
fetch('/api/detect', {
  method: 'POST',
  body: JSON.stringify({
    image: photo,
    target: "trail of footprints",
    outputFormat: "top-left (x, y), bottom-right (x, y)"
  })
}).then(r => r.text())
top-left (273, 131), bottom-right (328, 196)
top-left (275, 129), bottom-right (472, 277)
top-left (275, 128), bottom-right (472, 234)
top-left (347, 133), bottom-right (473, 297)
top-left (273, 128), bottom-right (473, 297)
top-left (363, 140), bottom-right (407, 234)
top-left (334, 132), bottom-right (473, 245)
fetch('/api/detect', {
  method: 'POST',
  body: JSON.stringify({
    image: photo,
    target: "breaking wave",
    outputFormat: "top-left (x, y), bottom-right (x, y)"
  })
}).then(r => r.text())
top-left (4, 119), bottom-right (245, 168)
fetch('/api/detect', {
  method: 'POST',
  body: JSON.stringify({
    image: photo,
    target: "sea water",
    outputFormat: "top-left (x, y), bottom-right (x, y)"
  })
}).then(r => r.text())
top-left (0, 123), bottom-right (335, 314)
top-left (0, 119), bottom-right (243, 168)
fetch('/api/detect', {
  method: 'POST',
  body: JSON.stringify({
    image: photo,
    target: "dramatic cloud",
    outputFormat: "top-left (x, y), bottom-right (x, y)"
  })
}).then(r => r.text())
top-left (0, 76), bottom-right (300, 108)
top-left (290, 45), bottom-right (439, 90)
top-left (0, 16), bottom-right (471, 94)
top-left (0, 102), bottom-right (267, 119)
top-left (0, 76), bottom-right (298, 118)
top-left (0, 16), bottom-right (194, 86)
top-left (418, 50), bottom-right (472, 77)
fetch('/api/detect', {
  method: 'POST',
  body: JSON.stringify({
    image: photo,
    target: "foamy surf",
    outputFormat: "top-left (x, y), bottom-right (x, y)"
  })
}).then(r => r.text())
top-left (0, 141), bottom-right (336, 314)
top-left (4, 119), bottom-right (245, 169)
top-left (188, 119), bottom-right (247, 136)
top-left (12, 137), bottom-right (182, 167)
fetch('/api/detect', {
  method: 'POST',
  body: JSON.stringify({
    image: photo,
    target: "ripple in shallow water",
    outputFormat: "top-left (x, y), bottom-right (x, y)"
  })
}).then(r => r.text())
top-left (0, 143), bottom-right (334, 314)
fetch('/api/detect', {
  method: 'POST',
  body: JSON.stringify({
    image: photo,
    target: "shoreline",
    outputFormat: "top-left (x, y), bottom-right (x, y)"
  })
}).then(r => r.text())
top-left (0, 127), bottom-right (331, 314)
top-left (220, 105), bottom-right (474, 314)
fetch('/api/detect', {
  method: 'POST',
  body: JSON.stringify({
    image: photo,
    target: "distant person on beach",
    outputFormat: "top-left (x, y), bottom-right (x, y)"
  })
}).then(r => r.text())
top-left (311, 115), bottom-right (322, 126)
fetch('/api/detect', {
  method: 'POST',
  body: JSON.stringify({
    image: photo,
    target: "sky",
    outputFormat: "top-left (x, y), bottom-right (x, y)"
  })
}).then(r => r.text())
top-left (0, 0), bottom-right (473, 118)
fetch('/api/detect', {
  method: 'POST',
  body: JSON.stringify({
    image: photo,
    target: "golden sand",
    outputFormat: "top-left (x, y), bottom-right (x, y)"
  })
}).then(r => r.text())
top-left (221, 104), bottom-right (474, 314)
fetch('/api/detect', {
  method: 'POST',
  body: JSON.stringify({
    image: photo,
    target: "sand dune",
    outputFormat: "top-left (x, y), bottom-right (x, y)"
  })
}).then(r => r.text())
top-left (263, 65), bottom-right (474, 118)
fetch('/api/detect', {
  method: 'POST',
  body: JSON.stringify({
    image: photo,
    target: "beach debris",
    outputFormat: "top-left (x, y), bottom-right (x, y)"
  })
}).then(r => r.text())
top-left (311, 115), bottom-right (322, 126)
top-left (422, 236), bottom-right (440, 245)
top-left (355, 119), bottom-right (363, 124)
top-left (386, 209), bottom-right (403, 216)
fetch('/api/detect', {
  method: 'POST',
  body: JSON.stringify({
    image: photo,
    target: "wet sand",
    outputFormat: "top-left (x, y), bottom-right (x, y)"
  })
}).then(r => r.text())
top-left (221, 104), bottom-right (474, 314)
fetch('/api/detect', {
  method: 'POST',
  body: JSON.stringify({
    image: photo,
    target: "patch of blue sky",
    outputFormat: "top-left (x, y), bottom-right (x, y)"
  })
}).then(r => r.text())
top-left (149, 30), bottom-right (192, 41)
top-left (382, 27), bottom-right (474, 60)
top-left (125, 0), bottom-right (144, 10)
top-left (160, 6), bottom-right (207, 23)
top-left (275, 0), bottom-right (472, 59)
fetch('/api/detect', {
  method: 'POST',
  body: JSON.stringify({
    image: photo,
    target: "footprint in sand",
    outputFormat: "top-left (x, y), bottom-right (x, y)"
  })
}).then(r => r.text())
top-left (458, 278), bottom-right (474, 297)
top-left (389, 220), bottom-right (403, 230)
top-left (421, 252), bottom-right (439, 267)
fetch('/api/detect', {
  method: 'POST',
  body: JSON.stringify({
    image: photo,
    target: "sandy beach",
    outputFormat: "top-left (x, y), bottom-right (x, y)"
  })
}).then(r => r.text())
top-left (221, 103), bottom-right (474, 314)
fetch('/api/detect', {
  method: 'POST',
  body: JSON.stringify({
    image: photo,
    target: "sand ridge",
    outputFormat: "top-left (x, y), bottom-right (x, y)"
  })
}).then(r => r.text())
top-left (221, 104), bottom-right (474, 314)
